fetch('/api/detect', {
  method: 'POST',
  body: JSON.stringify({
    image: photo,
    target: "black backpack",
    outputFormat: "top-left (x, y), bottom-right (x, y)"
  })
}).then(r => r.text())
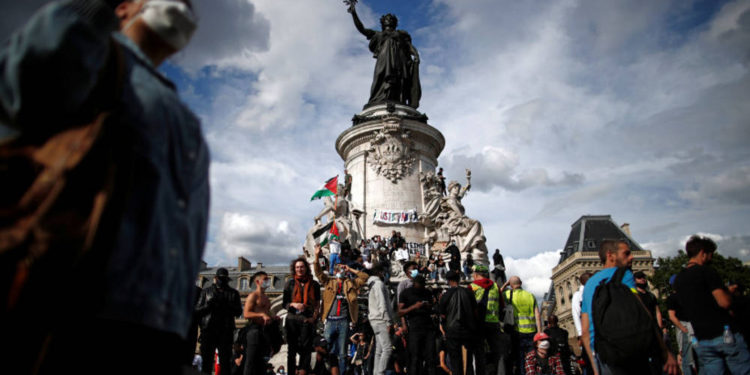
top-left (592, 267), bottom-right (658, 365)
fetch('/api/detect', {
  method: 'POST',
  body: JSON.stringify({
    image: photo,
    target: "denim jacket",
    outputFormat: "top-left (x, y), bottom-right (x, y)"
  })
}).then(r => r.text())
top-left (0, 0), bottom-right (210, 338)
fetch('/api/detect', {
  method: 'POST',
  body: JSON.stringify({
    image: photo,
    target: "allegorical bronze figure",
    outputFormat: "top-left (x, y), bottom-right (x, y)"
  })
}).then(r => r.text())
top-left (347, 1), bottom-right (422, 109)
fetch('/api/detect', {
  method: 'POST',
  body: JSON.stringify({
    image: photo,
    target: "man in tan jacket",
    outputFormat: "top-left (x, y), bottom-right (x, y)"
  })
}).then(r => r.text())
top-left (314, 244), bottom-right (369, 375)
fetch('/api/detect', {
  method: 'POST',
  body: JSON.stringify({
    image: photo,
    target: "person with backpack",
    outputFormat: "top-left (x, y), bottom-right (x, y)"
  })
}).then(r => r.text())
top-left (580, 240), bottom-right (677, 375)
top-left (439, 270), bottom-right (480, 375)
top-left (470, 265), bottom-right (510, 375)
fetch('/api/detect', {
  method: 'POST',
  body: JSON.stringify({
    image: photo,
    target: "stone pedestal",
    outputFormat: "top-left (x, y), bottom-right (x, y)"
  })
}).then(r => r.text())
top-left (335, 104), bottom-right (444, 245)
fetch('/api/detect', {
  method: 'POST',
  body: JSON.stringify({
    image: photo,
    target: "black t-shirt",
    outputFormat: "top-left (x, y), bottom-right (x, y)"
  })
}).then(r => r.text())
top-left (674, 264), bottom-right (732, 340)
top-left (638, 290), bottom-right (659, 322)
top-left (544, 327), bottom-right (570, 356)
top-left (400, 287), bottom-right (434, 331)
top-left (666, 293), bottom-right (685, 321)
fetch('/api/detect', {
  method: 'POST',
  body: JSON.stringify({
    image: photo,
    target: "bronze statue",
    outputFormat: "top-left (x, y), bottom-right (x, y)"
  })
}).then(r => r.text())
top-left (347, 1), bottom-right (421, 109)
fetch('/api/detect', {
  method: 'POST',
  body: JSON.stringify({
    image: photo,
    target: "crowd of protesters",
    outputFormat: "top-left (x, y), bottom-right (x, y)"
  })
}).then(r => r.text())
top-left (192, 235), bottom-right (750, 375)
top-left (3, 2), bottom-right (748, 375)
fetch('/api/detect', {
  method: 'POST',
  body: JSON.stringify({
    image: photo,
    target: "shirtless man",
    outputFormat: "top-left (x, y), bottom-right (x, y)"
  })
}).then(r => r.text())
top-left (243, 271), bottom-right (275, 375)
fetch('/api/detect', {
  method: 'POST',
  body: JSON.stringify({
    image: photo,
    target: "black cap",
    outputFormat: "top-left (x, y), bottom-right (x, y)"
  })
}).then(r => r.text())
top-left (314, 336), bottom-right (327, 348)
top-left (446, 270), bottom-right (460, 282)
top-left (633, 271), bottom-right (646, 279)
top-left (216, 268), bottom-right (231, 280)
top-left (413, 275), bottom-right (426, 285)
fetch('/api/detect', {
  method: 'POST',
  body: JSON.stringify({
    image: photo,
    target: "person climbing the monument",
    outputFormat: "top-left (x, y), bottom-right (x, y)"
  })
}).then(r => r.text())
top-left (348, 1), bottom-right (421, 109)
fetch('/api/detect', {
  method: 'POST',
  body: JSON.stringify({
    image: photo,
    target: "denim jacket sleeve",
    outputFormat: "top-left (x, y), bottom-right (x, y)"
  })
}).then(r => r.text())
top-left (0, 0), bottom-right (117, 132)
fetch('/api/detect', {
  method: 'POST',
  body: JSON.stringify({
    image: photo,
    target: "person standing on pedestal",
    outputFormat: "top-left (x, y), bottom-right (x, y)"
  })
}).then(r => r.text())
top-left (314, 244), bottom-right (369, 375)
top-left (196, 268), bottom-right (243, 374)
top-left (283, 258), bottom-right (321, 375)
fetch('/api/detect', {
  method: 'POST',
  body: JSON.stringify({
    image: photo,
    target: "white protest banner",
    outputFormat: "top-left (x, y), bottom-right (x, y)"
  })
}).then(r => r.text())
top-left (372, 208), bottom-right (419, 225)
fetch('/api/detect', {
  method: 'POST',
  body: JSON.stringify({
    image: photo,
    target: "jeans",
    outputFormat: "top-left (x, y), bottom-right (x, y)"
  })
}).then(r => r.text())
top-left (325, 318), bottom-right (350, 373)
top-left (676, 322), bottom-right (696, 375)
top-left (371, 320), bottom-right (393, 375)
top-left (408, 329), bottom-right (436, 375)
top-left (694, 332), bottom-right (750, 375)
top-left (330, 253), bottom-right (341, 274)
top-left (286, 317), bottom-right (314, 373)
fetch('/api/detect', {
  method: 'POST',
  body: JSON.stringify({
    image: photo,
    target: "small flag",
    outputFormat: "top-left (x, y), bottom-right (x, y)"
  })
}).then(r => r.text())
top-left (310, 176), bottom-right (338, 201)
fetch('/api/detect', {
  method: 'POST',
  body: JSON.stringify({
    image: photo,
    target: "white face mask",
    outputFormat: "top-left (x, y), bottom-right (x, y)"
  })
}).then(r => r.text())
top-left (134, 0), bottom-right (198, 51)
top-left (261, 280), bottom-right (271, 289)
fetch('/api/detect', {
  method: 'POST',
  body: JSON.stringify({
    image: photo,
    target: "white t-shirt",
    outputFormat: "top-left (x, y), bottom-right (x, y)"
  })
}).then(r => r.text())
top-left (571, 285), bottom-right (584, 337)
top-left (395, 248), bottom-right (409, 261)
top-left (329, 240), bottom-right (341, 255)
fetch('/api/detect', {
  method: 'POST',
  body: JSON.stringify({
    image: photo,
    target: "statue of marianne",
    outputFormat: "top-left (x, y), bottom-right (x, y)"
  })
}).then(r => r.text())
top-left (348, 2), bottom-right (421, 109)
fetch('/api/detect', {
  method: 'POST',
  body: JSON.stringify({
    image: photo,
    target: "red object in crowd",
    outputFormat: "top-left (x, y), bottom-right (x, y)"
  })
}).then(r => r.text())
top-left (215, 349), bottom-right (220, 375)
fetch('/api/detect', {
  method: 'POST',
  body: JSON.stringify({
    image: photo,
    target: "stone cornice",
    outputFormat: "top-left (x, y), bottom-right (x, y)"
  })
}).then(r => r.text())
top-left (335, 116), bottom-right (445, 162)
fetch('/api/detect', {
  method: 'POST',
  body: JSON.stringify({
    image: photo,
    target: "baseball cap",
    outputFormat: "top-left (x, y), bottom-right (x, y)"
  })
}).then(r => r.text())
top-left (445, 270), bottom-right (460, 282)
top-left (533, 332), bottom-right (550, 342)
top-left (216, 268), bottom-right (231, 280)
top-left (473, 265), bottom-right (489, 273)
top-left (633, 271), bottom-right (647, 279)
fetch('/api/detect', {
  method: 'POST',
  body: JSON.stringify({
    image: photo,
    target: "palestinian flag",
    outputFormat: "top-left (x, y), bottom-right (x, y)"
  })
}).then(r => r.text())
top-left (310, 176), bottom-right (338, 201)
top-left (315, 221), bottom-right (341, 247)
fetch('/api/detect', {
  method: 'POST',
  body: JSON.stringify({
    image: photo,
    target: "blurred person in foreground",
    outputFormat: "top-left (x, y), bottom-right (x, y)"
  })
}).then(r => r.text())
top-left (0, 0), bottom-right (206, 374)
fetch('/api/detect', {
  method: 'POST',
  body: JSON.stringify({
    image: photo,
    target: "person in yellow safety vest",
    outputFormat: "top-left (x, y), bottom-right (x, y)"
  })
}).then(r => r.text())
top-left (470, 265), bottom-right (511, 375)
top-left (503, 276), bottom-right (542, 375)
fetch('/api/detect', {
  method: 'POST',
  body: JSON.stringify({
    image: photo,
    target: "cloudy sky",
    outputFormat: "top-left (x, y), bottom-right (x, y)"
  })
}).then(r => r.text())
top-left (3, 0), bottom-right (749, 298)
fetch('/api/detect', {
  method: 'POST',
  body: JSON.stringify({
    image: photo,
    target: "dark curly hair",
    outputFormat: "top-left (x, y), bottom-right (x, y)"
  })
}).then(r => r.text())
top-left (289, 256), bottom-right (311, 277)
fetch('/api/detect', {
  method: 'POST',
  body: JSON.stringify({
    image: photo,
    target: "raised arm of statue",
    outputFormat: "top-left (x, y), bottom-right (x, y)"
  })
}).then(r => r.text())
top-left (348, 3), bottom-right (375, 39)
top-left (464, 169), bottom-right (472, 193)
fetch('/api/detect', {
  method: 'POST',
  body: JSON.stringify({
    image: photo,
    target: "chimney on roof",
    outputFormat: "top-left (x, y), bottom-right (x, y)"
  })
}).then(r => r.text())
top-left (256, 262), bottom-right (263, 269)
top-left (621, 223), bottom-right (631, 236)
top-left (238, 257), bottom-right (251, 271)
top-left (200, 260), bottom-right (208, 271)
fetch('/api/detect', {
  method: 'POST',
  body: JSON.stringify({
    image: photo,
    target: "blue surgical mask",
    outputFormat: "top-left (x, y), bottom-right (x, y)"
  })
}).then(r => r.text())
top-left (410, 269), bottom-right (419, 278)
